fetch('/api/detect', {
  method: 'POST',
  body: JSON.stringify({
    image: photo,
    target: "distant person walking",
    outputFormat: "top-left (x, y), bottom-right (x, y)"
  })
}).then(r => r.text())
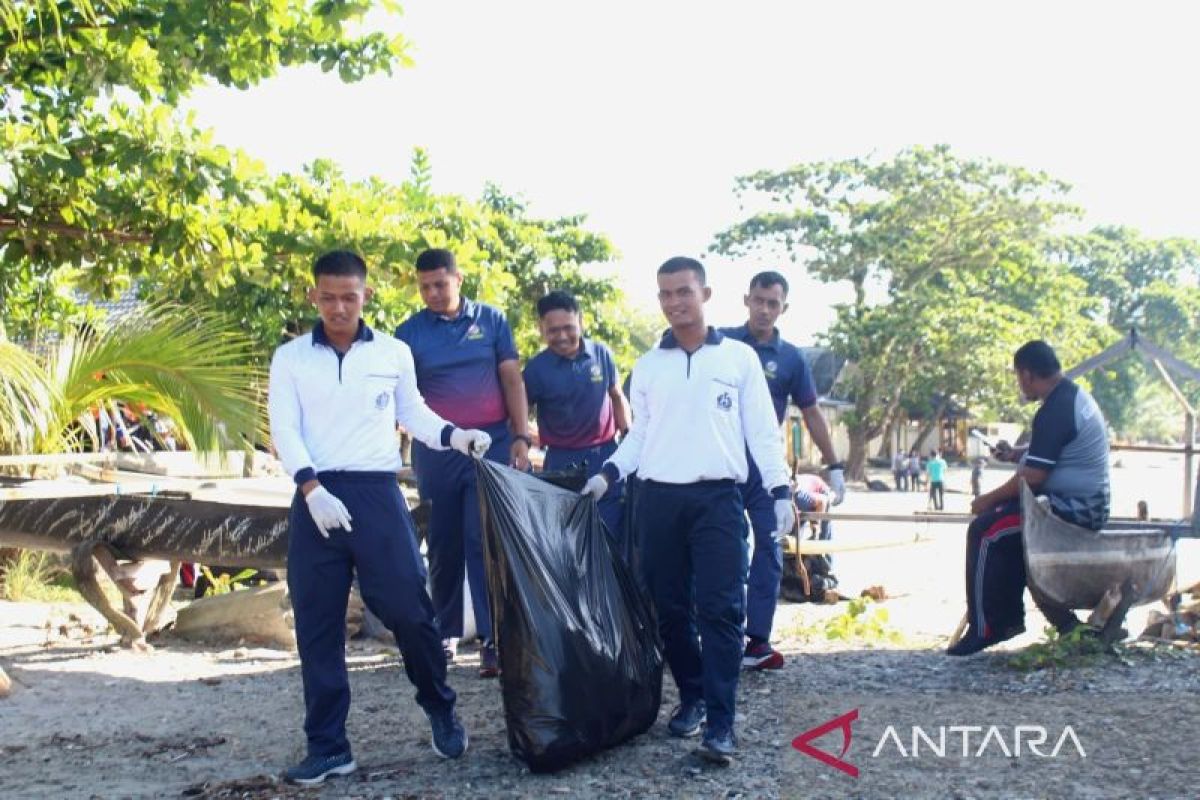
top-left (926, 449), bottom-right (947, 510)
top-left (892, 450), bottom-right (908, 491)
top-left (908, 450), bottom-right (922, 492)
top-left (971, 457), bottom-right (984, 498)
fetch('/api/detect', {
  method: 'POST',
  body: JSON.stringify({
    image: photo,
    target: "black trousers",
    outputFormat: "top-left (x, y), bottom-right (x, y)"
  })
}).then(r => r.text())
top-left (964, 498), bottom-right (1078, 638)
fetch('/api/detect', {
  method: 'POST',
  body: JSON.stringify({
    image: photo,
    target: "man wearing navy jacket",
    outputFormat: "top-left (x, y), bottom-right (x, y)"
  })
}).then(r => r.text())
top-left (581, 257), bottom-right (793, 765)
top-left (524, 290), bottom-right (630, 542)
top-left (269, 251), bottom-right (491, 785)
top-left (395, 248), bottom-right (531, 677)
top-left (720, 271), bottom-right (844, 671)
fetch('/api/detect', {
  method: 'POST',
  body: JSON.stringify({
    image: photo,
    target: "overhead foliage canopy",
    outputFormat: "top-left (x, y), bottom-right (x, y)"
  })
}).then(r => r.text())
top-left (1, 1), bottom-right (644, 369)
top-left (714, 145), bottom-right (1111, 476)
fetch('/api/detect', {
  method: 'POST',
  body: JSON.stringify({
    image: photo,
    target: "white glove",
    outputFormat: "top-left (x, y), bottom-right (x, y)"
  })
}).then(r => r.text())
top-left (826, 467), bottom-right (846, 506)
top-left (304, 485), bottom-right (353, 538)
top-left (773, 497), bottom-right (796, 543)
top-left (581, 474), bottom-right (609, 500)
top-left (450, 428), bottom-right (492, 459)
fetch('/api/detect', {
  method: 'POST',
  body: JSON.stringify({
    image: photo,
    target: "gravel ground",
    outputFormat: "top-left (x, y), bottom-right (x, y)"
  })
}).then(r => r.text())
top-left (2, 591), bottom-right (1198, 799)
top-left (3, 460), bottom-right (1199, 799)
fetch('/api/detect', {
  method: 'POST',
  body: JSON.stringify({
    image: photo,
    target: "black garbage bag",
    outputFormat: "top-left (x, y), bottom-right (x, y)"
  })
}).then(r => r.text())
top-left (475, 459), bottom-right (663, 772)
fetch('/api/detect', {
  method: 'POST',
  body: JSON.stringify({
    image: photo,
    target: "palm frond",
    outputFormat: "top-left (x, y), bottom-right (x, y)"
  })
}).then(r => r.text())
top-left (0, 340), bottom-right (54, 453)
top-left (36, 304), bottom-right (267, 455)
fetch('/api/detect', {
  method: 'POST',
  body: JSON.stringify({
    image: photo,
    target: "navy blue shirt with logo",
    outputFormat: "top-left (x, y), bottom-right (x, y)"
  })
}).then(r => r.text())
top-left (719, 324), bottom-right (818, 424)
top-left (523, 338), bottom-right (618, 449)
top-left (394, 298), bottom-right (519, 429)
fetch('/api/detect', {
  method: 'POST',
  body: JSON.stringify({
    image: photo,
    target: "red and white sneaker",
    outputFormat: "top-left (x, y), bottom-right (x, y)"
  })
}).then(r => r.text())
top-left (742, 641), bottom-right (784, 670)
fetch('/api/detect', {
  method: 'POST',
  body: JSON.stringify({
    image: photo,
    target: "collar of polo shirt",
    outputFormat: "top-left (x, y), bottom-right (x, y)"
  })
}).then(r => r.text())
top-left (311, 319), bottom-right (374, 347)
top-left (659, 327), bottom-right (723, 349)
top-left (556, 337), bottom-right (596, 362)
top-left (434, 297), bottom-right (477, 322)
top-left (732, 323), bottom-right (780, 351)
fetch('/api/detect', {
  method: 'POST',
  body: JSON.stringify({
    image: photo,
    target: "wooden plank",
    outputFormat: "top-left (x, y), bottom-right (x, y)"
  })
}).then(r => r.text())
top-left (1065, 337), bottom-right (1132, 380)
top-left (0, 452), bottom-right (117, 468)
top-left (1137, 338), bottom-right (1200, 386)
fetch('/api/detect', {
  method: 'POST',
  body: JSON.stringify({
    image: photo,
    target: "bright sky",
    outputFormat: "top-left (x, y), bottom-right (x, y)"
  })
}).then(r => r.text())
top-left (186, 1), bottom-right (1200, 345)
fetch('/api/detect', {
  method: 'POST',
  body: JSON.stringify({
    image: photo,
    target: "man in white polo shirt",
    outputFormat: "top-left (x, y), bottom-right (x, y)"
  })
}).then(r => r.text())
top-left (269, 250), bottom-right (492, 785)
top-left (581, 256), bottom-right (793, 765)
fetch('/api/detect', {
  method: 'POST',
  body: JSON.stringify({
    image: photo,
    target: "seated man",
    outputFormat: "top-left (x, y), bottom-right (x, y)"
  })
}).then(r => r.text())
top-left (949, 340), bottom-right (1110, 656)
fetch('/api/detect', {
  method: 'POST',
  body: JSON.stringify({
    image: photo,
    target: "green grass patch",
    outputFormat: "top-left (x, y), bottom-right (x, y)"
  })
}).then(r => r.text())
top-left (1006, 626), bottom-right (1114, 672)
top-left (779, 597), bottom-right (905, 645)
top-left (0, 550), bottom-right (85, 603)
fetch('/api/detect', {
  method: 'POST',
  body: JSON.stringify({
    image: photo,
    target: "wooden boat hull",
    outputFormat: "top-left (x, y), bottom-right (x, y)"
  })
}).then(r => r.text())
top-left (0, 492), bottom-right (290, 569)
top-left (1022, 483), bottom-right (1176, 609)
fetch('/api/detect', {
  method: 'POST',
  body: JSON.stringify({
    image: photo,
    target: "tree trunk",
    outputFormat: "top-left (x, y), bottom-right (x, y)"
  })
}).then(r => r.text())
top-left (913, 398), bottom-right (950, 455)
top-left (847, 427), bottom-right (872, 482)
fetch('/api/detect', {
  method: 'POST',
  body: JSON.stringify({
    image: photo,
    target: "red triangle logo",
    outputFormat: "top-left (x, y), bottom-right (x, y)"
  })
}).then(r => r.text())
top-left (791, 708), bottom-right (859, 777)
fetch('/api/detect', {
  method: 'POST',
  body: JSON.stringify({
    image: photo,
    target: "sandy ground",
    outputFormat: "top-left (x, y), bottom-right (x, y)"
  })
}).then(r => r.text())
top-left (2, 455), bottom-right (1198, 799)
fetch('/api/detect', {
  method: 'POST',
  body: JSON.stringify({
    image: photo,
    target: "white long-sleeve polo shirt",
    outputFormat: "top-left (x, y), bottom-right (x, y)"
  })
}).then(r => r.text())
top-left (602, 328), bottom-right (790, 498)
top-left (268, 321), bottom-right (455, 484)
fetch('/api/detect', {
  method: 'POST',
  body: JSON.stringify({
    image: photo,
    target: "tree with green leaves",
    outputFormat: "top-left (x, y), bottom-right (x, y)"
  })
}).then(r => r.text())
top-left (714, 146), bottom-right (1107, 478)
top-left (2, 1), bottom-right (645, 385)
top-left (1, 0), bottom-right (410, 337)
top-left (1056, 225), bottom-right (1200, 439)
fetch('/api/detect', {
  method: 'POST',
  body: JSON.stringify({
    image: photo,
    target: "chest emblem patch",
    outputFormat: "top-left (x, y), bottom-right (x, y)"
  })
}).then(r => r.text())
top-left (375, 391), bottom-right (390, 410)
top-left (466, 323), bottom-right (484, 341)
top-left (764, 359), bottom-right (778, 380)
top-left (716, 391), bottom-right (733, 411)
top-left (589, 363), bottom-right (604, 382)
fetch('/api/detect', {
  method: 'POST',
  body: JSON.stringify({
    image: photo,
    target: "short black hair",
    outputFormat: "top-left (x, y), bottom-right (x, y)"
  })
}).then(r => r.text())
top-left (415, 248), bottom-right (458, 273)
top-left (658, 256), bottom-right (706, 286)
top-left (1013, 340), bottom-right (1061, 378)
top-left (537, 290), bottom-right (580, 318)
top-left (749, 270), bottom-right (789, 297)
top-left (313, 250), bottom-right (367, 280)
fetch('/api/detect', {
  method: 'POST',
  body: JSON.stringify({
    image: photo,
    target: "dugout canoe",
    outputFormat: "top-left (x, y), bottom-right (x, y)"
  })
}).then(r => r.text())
top-left (1021, 482), bottom-right (1177, 610)
top-left (0, 488), bottom-right (292, 569)
top-left (0, 466), bottom-right (585, 569)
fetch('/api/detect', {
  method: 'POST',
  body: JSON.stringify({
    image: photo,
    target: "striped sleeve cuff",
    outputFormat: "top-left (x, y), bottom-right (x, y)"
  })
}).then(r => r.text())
top-left (440, 425), bottom-right (456, 448)
top-left (293, 466), bottom-right (316, 486)
top-left (1025, 455), bottom-right (1056, 466)
top-left (601, 462), bottom-right (621, 485)
top-left (770, 485), bottom-right (791, 501)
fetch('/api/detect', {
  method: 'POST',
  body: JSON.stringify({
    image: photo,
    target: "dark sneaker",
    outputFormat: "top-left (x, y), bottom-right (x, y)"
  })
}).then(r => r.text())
top-left (667, 700), bottom-right (706, 738)
top-left (946, 623), bottom-right (1026, 657)
top-left (742, 640), bottom-right (785, 670)
top-left (427, 707), bottom-right (468, 759)
top-left (479, 641), bottom-right (499, 678)
top-left (698, 728), bottom-right (736, 766)
top-left (442, 637), bottom-right (458, 663)
top-left (282, 751), bottom-right (356, 786)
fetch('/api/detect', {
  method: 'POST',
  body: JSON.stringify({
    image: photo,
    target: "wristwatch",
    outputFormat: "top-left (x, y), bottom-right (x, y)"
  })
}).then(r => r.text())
top-left (512, 434), bottom-right (533, 448)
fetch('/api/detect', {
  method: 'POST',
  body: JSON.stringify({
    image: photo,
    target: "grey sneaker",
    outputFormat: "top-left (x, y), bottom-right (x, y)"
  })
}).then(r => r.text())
top-left (698, 728), bottom-right (736, 766)
top-left (282, 751), bottom-right (356, 786)
top-left (667, 700), bottom-right (706, 738)
top-left (427, 707), bottom-right (468, 759)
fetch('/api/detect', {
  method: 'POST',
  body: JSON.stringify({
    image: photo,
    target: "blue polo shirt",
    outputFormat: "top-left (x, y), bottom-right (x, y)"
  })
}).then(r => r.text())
top-left (718, 324), bottom-right (818, 424)
top-left (524, 338), bottom-right (618, 449)
top-left (395, 298), bottom-right (518, 429)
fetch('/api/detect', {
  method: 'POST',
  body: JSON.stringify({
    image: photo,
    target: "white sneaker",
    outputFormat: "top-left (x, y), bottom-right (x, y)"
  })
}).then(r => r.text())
top-left (442, 637), bottom-right (458, 663)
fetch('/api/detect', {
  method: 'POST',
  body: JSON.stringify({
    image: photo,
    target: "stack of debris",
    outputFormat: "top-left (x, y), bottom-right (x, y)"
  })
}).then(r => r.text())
top-left (1140, 581), bottom-right (1200, 644)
